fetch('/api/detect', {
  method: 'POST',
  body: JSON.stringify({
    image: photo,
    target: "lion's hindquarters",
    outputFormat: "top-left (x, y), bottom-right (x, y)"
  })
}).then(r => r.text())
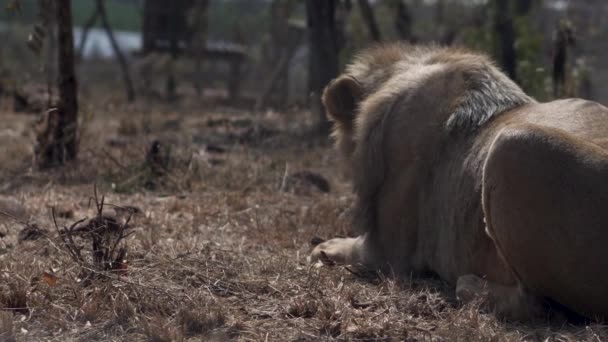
top-left (482, 123), bottom-right (608, 319)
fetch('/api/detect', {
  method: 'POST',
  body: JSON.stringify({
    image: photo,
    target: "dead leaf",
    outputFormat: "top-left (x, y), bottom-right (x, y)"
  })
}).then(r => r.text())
top-left (41, 271), bottom-right (57, 287)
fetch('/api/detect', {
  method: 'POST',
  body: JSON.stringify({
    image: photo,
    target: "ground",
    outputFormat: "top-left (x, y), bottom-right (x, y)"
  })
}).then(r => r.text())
top-left (0, 93), bottom-right (607, 341)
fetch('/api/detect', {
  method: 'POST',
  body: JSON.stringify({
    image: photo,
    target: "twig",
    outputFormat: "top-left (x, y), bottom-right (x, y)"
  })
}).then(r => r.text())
top-left (89, 147), bottom-right (130, 171)
top-left (280, 162), bottom-right (289, 192)
top-left (0, 209), bottom-right (26, 225)
top-left (53, 207), bottom-right (86, 262)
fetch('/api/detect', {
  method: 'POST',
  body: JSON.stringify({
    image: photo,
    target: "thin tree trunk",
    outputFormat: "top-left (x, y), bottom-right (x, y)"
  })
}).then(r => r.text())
top-left (357, 0), bottom-right (381, 42)
top-left (269, 0), bottom-right (294, 108)
top-left (255, 29), bottom-right (303, 110)
top-left (96, 0), bottom-right (135, 102)
top-left (306, 0), bottom-right (340, 133)
top-left (35, 0), bottom-right (79, 168)
top-left (515, 0), bottom-right (533, 16)
top-left (394, 0), bottom-right (412, 41)
top-left (166, 3), bottom-right (180, 103)
top-left (552, 22), bottom-right (574, 98)
top-left (76, 9), bottom-right (99, 60)
top-left (494, 0), bottom-right (517, 81)
top-left (191, 0), bottom-right (209, 96)
top-left (57, 0), bottom-right (78, 160)
top-left (435, 0), bottom-right (445, 26)
top-left (46, 0), bottom-right (57, 107)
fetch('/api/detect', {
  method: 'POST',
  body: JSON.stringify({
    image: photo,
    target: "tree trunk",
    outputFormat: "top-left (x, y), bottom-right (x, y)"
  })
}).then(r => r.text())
top-left (268, 0), bottom-right (294, 108)
top-left (394, 0), bottom-right (412, 41)
top-left (166, 3), bottom-right (180, 103)
top-left (306, 0), bottom-right (340, 133)
top-left (57, 0), bottom-right (78, 160)
top-left (494, 0), bottom-right (517, 81)
top-left (191, 0), bottom-right (209, 96)
top-left (96, 0), bottom-right (135, 102)
top-left (255, 27), bottom-right (303, 110)
top-left (45, 0), bottom-right (57, 107)
top-left (35, 0), bottom-right (78, 168)
top-left (552, 22), bottom-right (574, 98)
top-left (357, 0), bottom-right (381, 42)
top-left (515, 0), bottom-right (534, 16)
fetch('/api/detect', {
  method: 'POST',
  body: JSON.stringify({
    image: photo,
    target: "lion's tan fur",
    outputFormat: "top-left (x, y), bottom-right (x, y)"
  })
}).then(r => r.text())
top-left (315, 43), bottom-right (608, 320)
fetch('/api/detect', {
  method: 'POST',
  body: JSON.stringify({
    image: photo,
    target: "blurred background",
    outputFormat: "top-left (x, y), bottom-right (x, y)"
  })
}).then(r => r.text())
top-left (4, 3), bottom-right (608, 341)
top-left (0, 0), bottom-right (605, 172)
top-left (0, 0), bottom-right (603, 117)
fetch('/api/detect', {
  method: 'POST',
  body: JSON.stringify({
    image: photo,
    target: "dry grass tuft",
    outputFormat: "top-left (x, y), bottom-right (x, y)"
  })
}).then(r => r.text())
top-left (178, 306), bottom-right (226, 337)
top-left (0, 101), bottom-right (607, 341)
top-left (0, 282), bottom-right (28, 315)
top-left (0, 311), bottom-right (16, 342)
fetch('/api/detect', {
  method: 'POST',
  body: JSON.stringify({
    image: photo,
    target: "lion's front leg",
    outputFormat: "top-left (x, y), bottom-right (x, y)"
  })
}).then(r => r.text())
top-left (456, 274), bottom-right (542, 321)
top-left (311, 235), bottom-right (369, 266)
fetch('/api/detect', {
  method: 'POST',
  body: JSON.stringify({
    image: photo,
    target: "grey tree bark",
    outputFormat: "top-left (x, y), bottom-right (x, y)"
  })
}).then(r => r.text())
top-left (357, 0), bottom-right (381, 42)
top-left (306, 0), bottom-right (340, 133)
top-left (394, 0), bottom-right (412, 41)
top-left (35, 0), bottom-right (79, 168)
top-left (494, 0), bottom-right (517, 81)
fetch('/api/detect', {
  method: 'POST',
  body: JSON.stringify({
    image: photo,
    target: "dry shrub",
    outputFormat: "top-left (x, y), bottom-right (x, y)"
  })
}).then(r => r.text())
top-left (177, 307), bottom-right (226, 337)
top-left (287, 298), bottom-right (319, 318)
top-left (143, 315), bottom-right (176, 342)
top-left (0, 283), bottom-right (28, 315)
top-left (319, 320), bottom-right (342, 338)
top-left (54, 187), bottom-right (132, 284)
top-left (111, 295), bottom-right (136, 326)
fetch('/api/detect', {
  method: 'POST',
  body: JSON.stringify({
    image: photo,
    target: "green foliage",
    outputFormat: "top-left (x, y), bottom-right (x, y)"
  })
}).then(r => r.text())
top-left (341, 4), bottom-right (367, 66)
top-left (461, 25), bottom-right (494, 55)
top-left (207, 0), bottom-right (270, 42)
top-left (72, 0), bottom-right (141, 32)
top-left (1, 0), bottom-right (141, 32)
top-left (513, 14), bottom-right (551, 100)
top-left (461, 1), bottom-right (551, 100)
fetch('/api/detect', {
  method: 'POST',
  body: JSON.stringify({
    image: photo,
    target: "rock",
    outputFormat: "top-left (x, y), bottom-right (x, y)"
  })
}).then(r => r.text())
top-left (162, 118), bottom-right (181, 131)
top-left (51, 205), bottom-right (74, 219)
top-left (106, 136), bottom-right (130, 147)
top-left (18, 223), bottom-right (47, 242)
top-left (283, 171), bottom-right (330, 195)
top-left (235, 125), bottom-right (278, 144)
top-left (205, 144), bottom-right (226, 154)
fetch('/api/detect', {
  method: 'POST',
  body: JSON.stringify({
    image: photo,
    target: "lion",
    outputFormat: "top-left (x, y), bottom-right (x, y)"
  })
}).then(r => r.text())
top-left (312, 43), bottom-right (608, 321)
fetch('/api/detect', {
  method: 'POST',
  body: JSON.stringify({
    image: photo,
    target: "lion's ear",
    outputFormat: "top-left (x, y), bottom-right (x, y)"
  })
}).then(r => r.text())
top-left (322, 75), bottom-right (362, 126)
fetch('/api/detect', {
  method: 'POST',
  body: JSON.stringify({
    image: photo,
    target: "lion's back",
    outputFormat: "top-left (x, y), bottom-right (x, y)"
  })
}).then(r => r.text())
top-left (502, 98), bottom-right (608, 146)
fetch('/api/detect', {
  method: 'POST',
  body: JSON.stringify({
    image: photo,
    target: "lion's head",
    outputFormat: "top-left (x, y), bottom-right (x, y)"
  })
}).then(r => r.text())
top-left (321, 43), bottom-right (535, 247)
top-left (323, 44), bottom-right (534, 166)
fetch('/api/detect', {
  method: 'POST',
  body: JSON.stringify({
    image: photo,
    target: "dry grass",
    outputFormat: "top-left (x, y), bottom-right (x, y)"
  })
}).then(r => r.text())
top-left (0, 96), bottom-right (607, 341)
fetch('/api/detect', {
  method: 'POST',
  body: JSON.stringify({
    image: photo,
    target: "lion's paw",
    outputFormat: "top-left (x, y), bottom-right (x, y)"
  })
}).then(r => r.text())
top-left (310, 237), bottom-right (362, 266)
top-left (456, 274), bottom-right (488, 303)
